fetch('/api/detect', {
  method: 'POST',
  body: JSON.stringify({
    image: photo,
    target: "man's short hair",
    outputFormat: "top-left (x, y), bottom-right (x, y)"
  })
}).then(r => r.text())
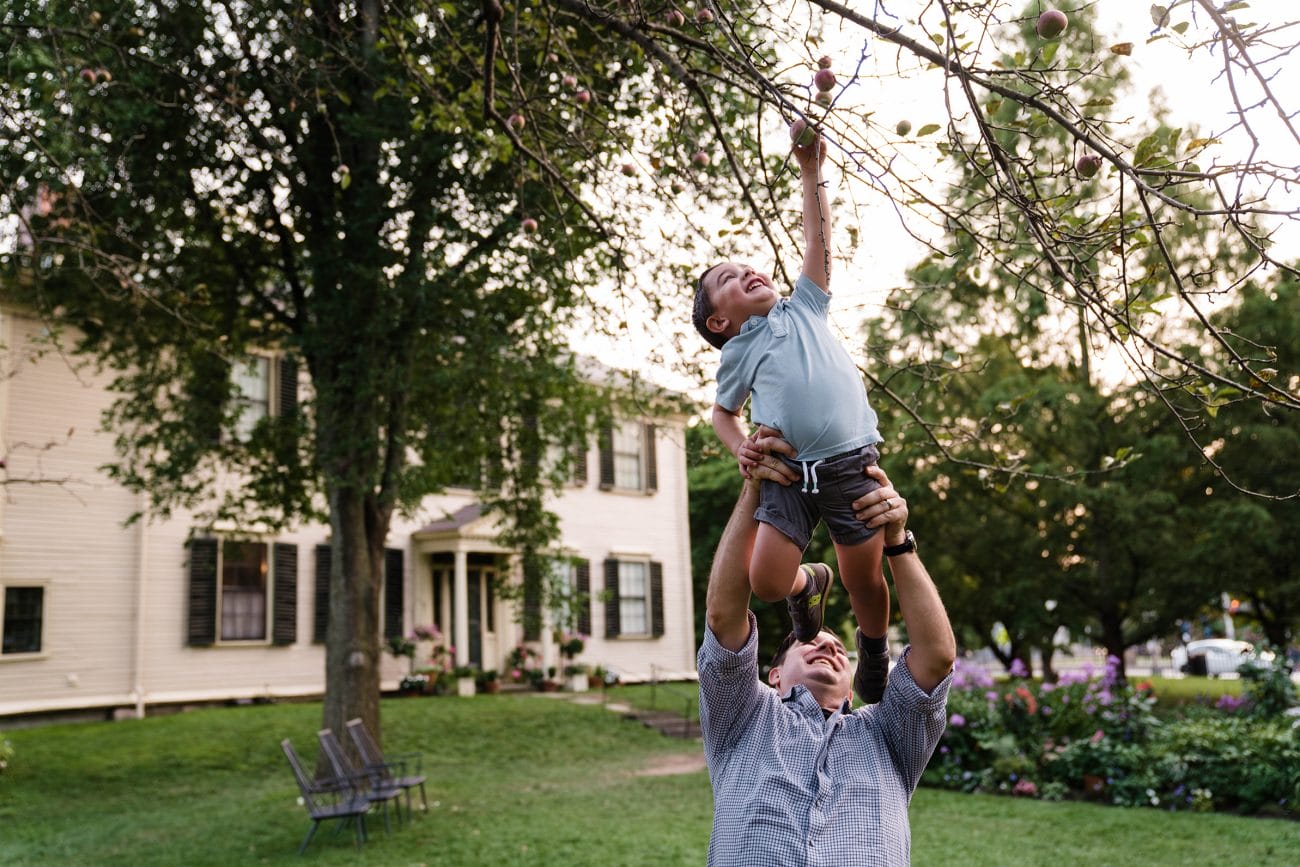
top-left (769, 627), bottom-right (844, 670)
top-left (692, 263), bottom-right (728, 350)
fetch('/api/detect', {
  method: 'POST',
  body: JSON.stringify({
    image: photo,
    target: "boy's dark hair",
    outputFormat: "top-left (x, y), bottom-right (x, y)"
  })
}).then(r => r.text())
top-left (692, 263), bottom-right (728, 350)
top-left (769, 627), bottom-right (844, 670)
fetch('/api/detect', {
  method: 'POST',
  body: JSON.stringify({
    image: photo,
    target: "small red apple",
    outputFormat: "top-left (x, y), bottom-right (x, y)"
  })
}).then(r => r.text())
top-left (696, 8), bottom-right (714, 23)
top-left (814, 90), bottom-right (832, 107)
top-left (507, 113), bottom-right (526, 131)
top-left (671, 179), bottom-right (686, 194)
top-left (562, 74), bottom-right (578, 89)
top-left (546, 52), bottom-right (558, 64)
top-left (575, 89), bottom-right (591, 105)
top-left (814, 68), bottom-right (836, 92)
top-left (789, 118), bottom-right (817, 147)
top-left (1075, 153), bottom-right (1102, 178)
top-left (1036, 9), bottom-right (1068, 39)
top-left (88, 11), bottom-right (102, 26)
top-left (96, 68), bottom-right (112, 82)
top-left (817, 55), bottom-right (833, 70)
top-left (895, 119), bottom-right (912, 136)
top-left (79, 68), bottom-right (97, 84)
top-left (522, 218), bottom-right (539, 234)
top-left (692, 150), bottom-right (710, 167)
top-left (666, 9), bottom-right (685, 26)
top-left (621, 162), bottom-right (636, 177)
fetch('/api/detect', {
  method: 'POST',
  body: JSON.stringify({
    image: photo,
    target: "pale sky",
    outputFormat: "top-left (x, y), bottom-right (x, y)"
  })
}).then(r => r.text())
top-left (574, 1), bottom-right (1300, 405)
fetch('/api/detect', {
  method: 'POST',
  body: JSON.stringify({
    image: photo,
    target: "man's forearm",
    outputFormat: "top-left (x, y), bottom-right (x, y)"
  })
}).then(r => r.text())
top-left (705, 480), bottom-right (760, 651)
top-left (888, 551), bottom-right (956, 693)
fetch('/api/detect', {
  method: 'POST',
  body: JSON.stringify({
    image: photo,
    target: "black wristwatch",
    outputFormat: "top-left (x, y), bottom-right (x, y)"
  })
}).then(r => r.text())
top-left (883, 530), bottom-right (917, 557)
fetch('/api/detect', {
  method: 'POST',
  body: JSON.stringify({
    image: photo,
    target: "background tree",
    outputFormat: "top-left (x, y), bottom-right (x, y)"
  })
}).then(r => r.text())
top-left (0, 0), bottom-right (774, 744)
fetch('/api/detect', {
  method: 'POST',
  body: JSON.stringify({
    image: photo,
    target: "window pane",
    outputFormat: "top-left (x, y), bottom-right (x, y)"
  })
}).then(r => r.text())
top-left (550, 560), bottom-right (574, 630)
top-left (233, 357), bottom-right (270, 441)
top-left (619, 562), bottom-right (647, 635)
top-left (221, 541), bottom-right (267, 640)
top-left (2, 587), bottom-right (43, 654)
top-left (613, 422), bottom-right (643, 489)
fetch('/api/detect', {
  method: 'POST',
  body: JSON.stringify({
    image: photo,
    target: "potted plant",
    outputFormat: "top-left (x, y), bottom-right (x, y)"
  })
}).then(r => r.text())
top-left (476, 669), bottom-right (500, 694)
top-left (564, 663), bottom-right (590, 693)
top-left (453, 665), bottom-right (478, 697)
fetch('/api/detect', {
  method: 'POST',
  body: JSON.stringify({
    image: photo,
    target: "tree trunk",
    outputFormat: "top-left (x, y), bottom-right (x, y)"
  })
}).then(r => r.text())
top-left (321, 483), bottom-right (384, 764)
top-left (1038, 643), bottom-right (1058, 684)
top-left (1099, 611), bottom-right (1127, 684)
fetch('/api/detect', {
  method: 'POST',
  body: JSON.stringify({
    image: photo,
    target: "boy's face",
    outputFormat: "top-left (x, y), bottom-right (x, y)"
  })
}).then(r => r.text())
top-left (703, 262), bottom-right (778, 340)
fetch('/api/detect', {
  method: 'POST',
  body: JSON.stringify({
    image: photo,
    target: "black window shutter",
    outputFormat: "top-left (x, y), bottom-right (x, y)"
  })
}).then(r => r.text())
top-left (604, 558), bottom-right (620, 638)
top-left (384, 548), bottom-right (404, 640)
top-left (643, 423), bottom-right (658, 493)
top-left (277, 357), bottom-right (298, 419)
top-left (523, 561), bottom-right (542, 641)
top-left (650, 561), bottom-right (665, 637)
top-left (313, 544), bottom-right (332, 644)
top-left (272, 543), bottom-right (298, 645)
top-left (572, 440), bottom-right (588, 486)
top-left (598, 422), bottom-right (614, 490)
top-left (187, 538), bottom-right (219, 647)
top-left (576, 559), bottom-right (591, 636)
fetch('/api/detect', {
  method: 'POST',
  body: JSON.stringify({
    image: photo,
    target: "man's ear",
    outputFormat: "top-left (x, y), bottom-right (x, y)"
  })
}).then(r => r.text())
top-left (706, 313), bottom-right (730, 336)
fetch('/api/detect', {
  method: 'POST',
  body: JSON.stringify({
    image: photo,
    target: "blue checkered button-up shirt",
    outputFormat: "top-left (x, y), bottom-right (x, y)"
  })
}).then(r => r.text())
top-left (698, 612), bottom-right (951, 866)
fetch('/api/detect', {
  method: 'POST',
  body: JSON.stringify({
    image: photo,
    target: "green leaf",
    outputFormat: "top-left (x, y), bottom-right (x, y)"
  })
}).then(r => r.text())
top-left (917, 123), bottom-right (941, 137)
top-left (1150, 5), bottom-right (1170, 27)
top-left (1173, 21), bottom-right (1189, 34)
top-left (1040, 42), bottom-right (1059, 65)
top-left (1134, 133), bottom-right (1161, 168)
top-left (339, 172), bottom-right (351, 190)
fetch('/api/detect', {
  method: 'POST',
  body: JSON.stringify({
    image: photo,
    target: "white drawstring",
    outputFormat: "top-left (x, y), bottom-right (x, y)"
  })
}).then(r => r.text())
top-left (799, 459), bottom-right (824, 494)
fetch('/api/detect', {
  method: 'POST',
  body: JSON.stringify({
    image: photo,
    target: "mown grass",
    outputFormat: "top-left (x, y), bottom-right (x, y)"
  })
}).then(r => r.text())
top-left (1, 692), bottom-right (1296, 866)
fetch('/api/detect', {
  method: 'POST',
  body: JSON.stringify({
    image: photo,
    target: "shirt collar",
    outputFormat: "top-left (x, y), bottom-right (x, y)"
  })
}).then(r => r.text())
top-left (740, 298), bottom-right (788, 338)
top-left (781, 683), bottom-right (851, 720)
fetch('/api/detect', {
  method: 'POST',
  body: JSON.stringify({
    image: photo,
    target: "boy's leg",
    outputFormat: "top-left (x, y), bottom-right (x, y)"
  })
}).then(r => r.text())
top-left (752, 523), bottom-right (832, 643)
top-left (750, 522), bottom-right (807, 602)
top-left (835, 535), bottom-right (889, 638)
top-left (836, 535), bottom-right (891, 705)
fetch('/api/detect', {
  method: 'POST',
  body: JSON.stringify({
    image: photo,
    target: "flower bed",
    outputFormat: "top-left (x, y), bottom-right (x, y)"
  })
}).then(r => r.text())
top-left (923, 655), bottom-right (1300, 816)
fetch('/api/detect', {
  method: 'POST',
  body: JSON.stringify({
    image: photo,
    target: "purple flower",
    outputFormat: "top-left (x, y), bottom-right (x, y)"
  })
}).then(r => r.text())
top-left (1010, 658), bottom-right (1029, 678)
top-left (949, 713), bottom-right (967, 728)
top-left (985, 690), bottom-right (999, 703)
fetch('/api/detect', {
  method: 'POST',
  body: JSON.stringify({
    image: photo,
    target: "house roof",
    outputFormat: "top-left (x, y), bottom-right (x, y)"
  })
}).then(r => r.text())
top-left (416, 502), bottom-right (484, 534)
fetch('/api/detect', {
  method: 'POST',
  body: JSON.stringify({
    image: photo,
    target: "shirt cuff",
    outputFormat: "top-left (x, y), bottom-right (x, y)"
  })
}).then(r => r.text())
top-left (701, 610), bottom-right (759, 672)
top-left (890, 645), bottom-right (953, 711)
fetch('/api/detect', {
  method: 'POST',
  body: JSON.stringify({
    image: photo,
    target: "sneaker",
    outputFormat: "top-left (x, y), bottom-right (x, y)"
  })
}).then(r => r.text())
top-left (854, 629), bottom-right (890, 705)
top-left (786, 563), bottom-right (832, 643)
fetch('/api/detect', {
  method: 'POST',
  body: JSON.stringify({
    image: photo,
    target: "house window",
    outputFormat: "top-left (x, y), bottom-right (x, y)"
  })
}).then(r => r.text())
top-left (618, 561), bottom-right (648, 636)
top-left (2, 586), bottom-right (43, 654)
top-left (232, 356), bottom-right (270, 442)
top-left (221, 541), bottom-right (268, 641)
top-left (613, 422), bottom-right (643, 490)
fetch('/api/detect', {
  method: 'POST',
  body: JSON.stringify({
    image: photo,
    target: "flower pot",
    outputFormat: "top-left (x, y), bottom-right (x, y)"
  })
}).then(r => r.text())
top-left (566, 672), bottom-right (589, 693)
top-left (456, 677), bottom-right (476, 697)
top-left (481, 680), bottom-right (500, 694)
top-left (1082, 774), bottom-right (1107, 798)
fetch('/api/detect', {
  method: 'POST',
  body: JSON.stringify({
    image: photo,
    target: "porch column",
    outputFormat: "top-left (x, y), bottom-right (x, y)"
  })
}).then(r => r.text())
top-left (453, 550), bottom-right (470, 666)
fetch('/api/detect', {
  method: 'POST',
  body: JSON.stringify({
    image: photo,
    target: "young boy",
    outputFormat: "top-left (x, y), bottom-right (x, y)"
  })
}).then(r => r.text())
top-left (691, 125), bottom-right (892, 703)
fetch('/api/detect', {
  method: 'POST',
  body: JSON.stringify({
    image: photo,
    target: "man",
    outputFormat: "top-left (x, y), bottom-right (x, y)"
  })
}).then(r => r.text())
top-left (699, 429), bottom-right (956, 866)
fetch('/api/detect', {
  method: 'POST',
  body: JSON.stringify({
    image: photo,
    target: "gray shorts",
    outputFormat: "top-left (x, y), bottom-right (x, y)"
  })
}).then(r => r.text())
top-left (755, 444), bottom-right (882, 550)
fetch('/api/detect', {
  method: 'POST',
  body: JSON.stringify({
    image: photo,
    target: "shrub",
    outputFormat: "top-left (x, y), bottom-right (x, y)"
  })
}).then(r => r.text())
top-left (0, 736), bottom-right (12, 774)
top-left (923, 656), bottom-right (1299, 817)
top-left (1237, 648), bottom-right (1297, 719)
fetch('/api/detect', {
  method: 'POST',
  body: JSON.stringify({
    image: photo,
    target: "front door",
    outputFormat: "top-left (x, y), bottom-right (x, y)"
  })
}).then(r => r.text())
top-left (468, 567), bottom-right (482, 668)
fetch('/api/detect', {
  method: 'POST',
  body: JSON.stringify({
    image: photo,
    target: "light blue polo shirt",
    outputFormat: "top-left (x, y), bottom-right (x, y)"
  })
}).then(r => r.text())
top-left (715, 274), bottom-right (881, 461)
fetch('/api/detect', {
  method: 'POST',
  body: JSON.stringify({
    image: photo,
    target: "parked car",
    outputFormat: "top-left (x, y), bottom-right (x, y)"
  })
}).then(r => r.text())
top-left (1171, 639), bottom-right (1275, 677)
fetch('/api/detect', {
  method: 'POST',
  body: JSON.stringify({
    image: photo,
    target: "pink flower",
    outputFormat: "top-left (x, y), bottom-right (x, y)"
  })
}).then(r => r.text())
top-left (1013, 779), bottom-right (1038, 797)
top-left (1089, 729), bottom-right (1104, 745)
top-left (949, 713), bottom-right (967, 728)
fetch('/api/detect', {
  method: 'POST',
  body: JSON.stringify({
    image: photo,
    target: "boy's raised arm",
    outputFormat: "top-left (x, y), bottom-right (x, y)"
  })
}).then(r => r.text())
top-left (792, 129), bottom-right (831, 292)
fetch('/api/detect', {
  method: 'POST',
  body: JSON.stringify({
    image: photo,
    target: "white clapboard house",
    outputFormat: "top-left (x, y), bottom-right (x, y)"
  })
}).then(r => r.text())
top-left (0, 310), bottom-right (696, 719)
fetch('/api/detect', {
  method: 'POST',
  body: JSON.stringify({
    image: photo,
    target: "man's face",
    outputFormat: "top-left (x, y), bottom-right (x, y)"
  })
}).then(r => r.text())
top-left (769, 631), bottom-right (852, 707)
top-left (703, 262), bottom-right (778, 339)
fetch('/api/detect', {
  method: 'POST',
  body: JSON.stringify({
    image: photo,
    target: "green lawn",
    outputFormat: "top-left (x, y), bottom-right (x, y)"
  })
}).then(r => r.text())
top-left (1, 693), bottom-right (1296, 866)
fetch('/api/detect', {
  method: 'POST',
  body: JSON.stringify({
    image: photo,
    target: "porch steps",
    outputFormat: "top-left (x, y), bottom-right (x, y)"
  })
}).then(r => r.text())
top-left (621, 708), bottom-right (701, 740)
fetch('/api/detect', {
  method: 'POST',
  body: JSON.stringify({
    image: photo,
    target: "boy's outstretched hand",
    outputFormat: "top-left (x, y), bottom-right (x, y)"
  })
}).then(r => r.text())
top-left (789, 120), bottom-right (827, 172)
